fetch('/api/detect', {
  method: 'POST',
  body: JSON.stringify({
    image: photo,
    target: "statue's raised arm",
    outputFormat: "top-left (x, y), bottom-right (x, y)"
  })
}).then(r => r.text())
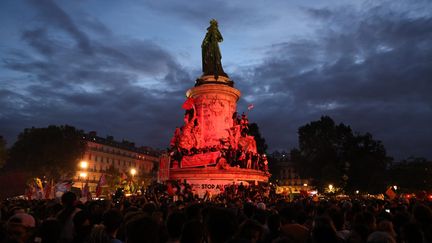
top-left (201, 19), bottom-right (228, 79)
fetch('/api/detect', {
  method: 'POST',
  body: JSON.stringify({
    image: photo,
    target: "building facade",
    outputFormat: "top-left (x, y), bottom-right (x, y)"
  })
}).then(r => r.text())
top-left (74, 132), bottom-right (161, 192)
top-left (269, 151), bottom-right (312, 194)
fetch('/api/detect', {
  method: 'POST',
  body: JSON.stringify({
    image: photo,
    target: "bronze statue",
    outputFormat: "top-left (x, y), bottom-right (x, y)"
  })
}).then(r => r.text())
top-left (201, 19), bottom-right (228, 79)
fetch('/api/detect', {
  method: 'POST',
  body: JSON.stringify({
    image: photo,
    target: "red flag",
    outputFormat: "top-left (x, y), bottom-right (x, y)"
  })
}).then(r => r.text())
top-left (247, 104), bottom-right (254, 111)
top-left (26, 185), bottom-right (34, 200)
top-left (95, 174), bottom-right (106, 197)
top-left (44, 179), bottom-right (54, 199)
top-left (385, 187), bottom-right (396, 200)
top-left (182, 98), bottom-right (194, 110)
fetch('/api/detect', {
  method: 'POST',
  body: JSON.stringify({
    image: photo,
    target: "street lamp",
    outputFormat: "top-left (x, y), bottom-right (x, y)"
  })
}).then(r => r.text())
top-left (80, 161), bottom-right (88, 169)
top-left (79, 161), bottom-right (88, 190)
top-left (130, 168), bottom-right (137, 177)
top-left (328, 184), bottom-right (334, 193)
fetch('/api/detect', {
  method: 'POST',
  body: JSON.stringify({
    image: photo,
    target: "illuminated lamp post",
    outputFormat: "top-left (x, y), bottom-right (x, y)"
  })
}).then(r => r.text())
top-left (130, 168), bottom-right (137, 178)
top-left (79, 172), bottom-right (87, 190)
top-left (328, 184), bottom-right (334, 193)
top-left (80, 161), bottom-right (89, 170)
top-left (79, 161), bottom-right (89, 189)
top-left (129, 168), bottom-right (137, 195)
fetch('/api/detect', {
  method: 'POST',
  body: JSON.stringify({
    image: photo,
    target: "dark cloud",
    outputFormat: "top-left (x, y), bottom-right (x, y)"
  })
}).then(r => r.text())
top-left (1, 0), bottom-right (190, 149)
top-left (1, 0), bottom-right (431, 161)
top-left (27, 0), bottom-right (93, 54)
top-left (239, 3), bottom-right (432, 159)
top-left (142, 0), bottom-right (273, 30)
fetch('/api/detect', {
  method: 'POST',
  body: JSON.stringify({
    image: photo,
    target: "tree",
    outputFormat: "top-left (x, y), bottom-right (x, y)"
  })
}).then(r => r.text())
top-left (7, 125), bottom-right (86, 180)
top-left (0, 136), bottom-right (7, 169)
top-left (105, 164), bottom-right (122, 193)
top-left (291, 116), bottom-right (391, 193)
top-left (248, 123), bottom-right (268, 154)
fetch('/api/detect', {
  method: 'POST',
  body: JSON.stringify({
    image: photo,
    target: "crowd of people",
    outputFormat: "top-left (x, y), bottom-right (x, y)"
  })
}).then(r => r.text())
top-left (0, 183), bottom-right (431, 243)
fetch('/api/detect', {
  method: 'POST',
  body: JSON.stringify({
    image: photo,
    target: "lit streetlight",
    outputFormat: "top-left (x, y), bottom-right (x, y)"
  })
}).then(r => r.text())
top-left (355, 190), bottom-right (359, 194)
top-left (328, 184), bottom-right (334, 191)
top-left (303, 183), bottom-right (308, 187)
top-left (78, 161), bottom-right (88, 190)
top-left (80, 161), bottom-right (88, 169)
top-left (130, 168), bottom-right (137, 177)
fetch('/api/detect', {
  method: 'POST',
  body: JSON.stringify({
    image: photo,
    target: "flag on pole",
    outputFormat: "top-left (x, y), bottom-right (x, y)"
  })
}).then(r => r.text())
top-left (55, 180), bottom-right (72, 198)
top-left (95, 174), bottom-right (106, 197)
top-left (44, 179), bottom-right (54, 199)
top-left (385, 187), bottom-right (397, 200)
top-left (121, 172), bottom-right (128, 181)
top-left (247, 104), bottom-right (254, 111)
top-left (35, 178), bottom-right (43, 191)
top-left (26, 184), bottom-right (34, 200)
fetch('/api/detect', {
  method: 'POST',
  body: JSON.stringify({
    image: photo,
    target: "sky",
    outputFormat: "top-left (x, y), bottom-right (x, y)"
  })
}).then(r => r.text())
top-left (0, 0), bottom-right (431, 160)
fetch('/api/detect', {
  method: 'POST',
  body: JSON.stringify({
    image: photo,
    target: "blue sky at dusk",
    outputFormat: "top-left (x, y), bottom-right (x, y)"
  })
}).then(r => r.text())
top-left (1, 0), bottom-right (431, 160)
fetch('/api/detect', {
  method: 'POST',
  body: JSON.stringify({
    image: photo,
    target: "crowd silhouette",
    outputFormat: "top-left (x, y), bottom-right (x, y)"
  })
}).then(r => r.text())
top-left (0, 183), bottom-right (431, 243)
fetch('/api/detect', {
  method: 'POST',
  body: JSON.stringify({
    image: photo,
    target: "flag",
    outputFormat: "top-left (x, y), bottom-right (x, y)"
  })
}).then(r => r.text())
top-left (247, 104), bottom-right (254, 111)
top-left (56, 180), bottom-right (72, 193)
top-left (26, 184), bottom-right (34, 200)
top-left (121, 172), bottom-right (128, 180)
top-left (44, 179), bottom-right (54, 200)
top-left (182, 97), bottom-right (194, 110)
top-left (35, 178), bottom-right (44, 191)
top-left (95, 174), bottom-right (106, 197)
top-left (385, 187), bottom-right (396, 200)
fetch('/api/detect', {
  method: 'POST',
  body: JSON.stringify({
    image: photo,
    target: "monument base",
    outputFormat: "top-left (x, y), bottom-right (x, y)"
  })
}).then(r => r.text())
top-left (170, 167), bottom-right (269, 197)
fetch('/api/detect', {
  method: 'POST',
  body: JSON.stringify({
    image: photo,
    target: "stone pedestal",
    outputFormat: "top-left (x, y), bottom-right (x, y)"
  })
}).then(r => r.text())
top-left (186, 80), bottom-right (240, 148)
top-left (168, 75), bottom-right (269, 192)
top-left (170, 167), bottom-right (269, 196)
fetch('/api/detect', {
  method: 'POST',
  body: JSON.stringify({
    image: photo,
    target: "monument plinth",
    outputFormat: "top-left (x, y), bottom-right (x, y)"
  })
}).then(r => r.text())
top-left (167, 20), bottom-right (269, 195)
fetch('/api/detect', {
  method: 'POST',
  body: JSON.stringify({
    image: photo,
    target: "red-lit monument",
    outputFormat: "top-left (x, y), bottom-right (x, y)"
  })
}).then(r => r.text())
top-left (168, 20), bottom-right (269, 195)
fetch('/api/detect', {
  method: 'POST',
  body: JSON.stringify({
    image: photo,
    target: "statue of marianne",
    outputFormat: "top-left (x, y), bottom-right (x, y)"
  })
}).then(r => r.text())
top-left (201, 19), bottom-right (228, 79)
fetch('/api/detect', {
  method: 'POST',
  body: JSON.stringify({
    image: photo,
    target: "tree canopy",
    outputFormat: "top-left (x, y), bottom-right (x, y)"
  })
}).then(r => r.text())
top-left (7, 125), bottom-right (86, 180)
top-left (248, 123), bottom-right (268, 154)
top-left (291, 116), bottom-right (391, 193)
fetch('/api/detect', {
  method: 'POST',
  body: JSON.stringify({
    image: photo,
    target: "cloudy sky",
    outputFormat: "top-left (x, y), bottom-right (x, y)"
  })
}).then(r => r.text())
top-left (1, 0), bottom-right (431, 160)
